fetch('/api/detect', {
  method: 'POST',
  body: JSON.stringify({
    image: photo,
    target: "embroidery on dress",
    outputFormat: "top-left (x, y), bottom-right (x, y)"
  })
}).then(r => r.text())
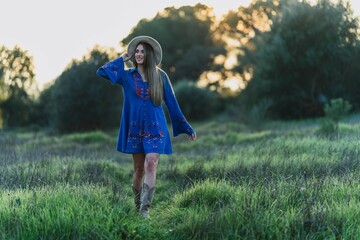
top-left (104, 65), bottom-right (119, 77)
top-left (127, 120), bottom-right (165, 151)
top-left (134, 73), bottom-right (150, 100)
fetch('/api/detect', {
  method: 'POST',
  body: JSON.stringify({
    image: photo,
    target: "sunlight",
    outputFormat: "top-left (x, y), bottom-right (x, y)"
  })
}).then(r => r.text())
top-left (206, 72), bottom-right (222, 84)
top-left (223, 73), bottom-right (246, 92)
top-left (223, 77), bottom-right (242, 91)
top-left (245, 71), bottom-right (252, 81)
top-left (224, 54), bottom-right (238, 70)
top-left (214, 55), bottom-right (226, 65)
top-left (202, 0), bottom-right (252, 16)
top-left (197, 71), bottom-right (221, 89)
top-left (198, 70), bottom-right (245, 95)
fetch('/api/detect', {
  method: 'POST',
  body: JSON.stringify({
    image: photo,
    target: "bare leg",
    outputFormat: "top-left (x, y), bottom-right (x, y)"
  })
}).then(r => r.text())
top-left (132, 153), bottom-right (145, 191)
top-left (143, 153), bottom-right (160, 188)
top-left (140, 153), bottom-right (160, 217)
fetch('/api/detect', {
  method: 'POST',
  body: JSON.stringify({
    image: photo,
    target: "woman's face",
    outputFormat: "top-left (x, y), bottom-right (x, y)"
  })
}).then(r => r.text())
top-left (134, 44), bottom-right (145, 65)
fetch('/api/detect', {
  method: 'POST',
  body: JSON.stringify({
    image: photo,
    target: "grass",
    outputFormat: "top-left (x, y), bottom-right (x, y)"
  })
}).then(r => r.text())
top-left (2, 114), bottom-right (360, 239)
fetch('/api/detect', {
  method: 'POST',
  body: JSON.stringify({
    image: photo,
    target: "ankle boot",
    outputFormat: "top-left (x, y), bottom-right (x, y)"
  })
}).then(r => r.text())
top-left (132, 185), bottom-right (141, 212)
top-left (140, 183), bottom-right (155, 218)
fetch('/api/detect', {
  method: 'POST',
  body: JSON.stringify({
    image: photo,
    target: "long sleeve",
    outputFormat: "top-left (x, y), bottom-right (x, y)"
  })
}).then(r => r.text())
top-left (162, 71), bottom-right (195, 137)
top-left (96, 57), bottom-right (126, 85)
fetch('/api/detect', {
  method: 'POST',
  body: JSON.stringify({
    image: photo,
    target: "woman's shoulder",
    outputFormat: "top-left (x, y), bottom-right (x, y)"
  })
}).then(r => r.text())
top-left (158, 68), bottom-right (169, 80)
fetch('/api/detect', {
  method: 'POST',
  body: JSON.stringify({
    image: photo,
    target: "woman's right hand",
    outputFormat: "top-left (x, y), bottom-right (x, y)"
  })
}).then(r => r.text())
top-left (121, 52), bottom-right (131, 62)
top-left (186, 132), bottom-right (197, 141)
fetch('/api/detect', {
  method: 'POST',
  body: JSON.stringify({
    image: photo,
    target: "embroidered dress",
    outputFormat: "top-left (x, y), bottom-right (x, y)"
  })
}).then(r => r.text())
top-left (96, 57), bottom-right (195, 154)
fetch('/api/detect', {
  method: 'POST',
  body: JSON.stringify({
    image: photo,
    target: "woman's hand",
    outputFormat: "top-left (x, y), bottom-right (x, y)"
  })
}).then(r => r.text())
top-left (186, 132), bottom-right (197, 141)
top-left (121, 52), bottom-right (131, 62)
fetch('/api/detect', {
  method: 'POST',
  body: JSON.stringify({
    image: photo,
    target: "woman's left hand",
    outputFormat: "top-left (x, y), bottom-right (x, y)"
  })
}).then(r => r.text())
top-left (186, 132), bottom-right (197, 141)
top-left (121, 52), bottom-right (131, 62)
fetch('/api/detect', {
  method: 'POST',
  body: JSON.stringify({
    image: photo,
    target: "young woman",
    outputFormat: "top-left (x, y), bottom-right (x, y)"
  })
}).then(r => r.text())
top-left (96, 36), bottom-right (196, 218)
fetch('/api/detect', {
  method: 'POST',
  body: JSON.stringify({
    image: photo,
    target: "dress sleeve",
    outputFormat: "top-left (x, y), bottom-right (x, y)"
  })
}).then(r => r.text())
top-left (162, 71), bottom-right (195, 137)
top-left (96, 57), bottom-right (126, 85)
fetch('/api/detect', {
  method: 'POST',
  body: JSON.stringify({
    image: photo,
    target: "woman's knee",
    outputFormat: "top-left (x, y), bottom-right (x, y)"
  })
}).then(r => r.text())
top-left (145, 154), bottom-right (159, 171)
top-left (134, 165), bottom-right (145, 178)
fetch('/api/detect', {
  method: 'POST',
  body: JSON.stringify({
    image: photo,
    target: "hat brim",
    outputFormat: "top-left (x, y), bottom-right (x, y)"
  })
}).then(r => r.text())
top-left (127, 36), bottom-right (162, 65)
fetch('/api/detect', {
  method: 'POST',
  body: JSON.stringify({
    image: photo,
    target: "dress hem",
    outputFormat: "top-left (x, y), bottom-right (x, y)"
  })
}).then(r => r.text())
top-left (116, 149), bottom-right (173, 155)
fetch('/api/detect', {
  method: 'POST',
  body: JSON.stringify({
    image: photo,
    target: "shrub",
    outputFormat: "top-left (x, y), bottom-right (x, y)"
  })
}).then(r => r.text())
top-left (173, 81), bottom-right (221, 120)
top-left (319, 98), bottom-right (352, 135)
top-left (323, 98), bottom-right (352, 123)
top-left (246, 99), bottom-right (273, 130)
top-left (237, 0), bottom-right (359, 119)
top-left (49, 48), bottom-right (122, 133)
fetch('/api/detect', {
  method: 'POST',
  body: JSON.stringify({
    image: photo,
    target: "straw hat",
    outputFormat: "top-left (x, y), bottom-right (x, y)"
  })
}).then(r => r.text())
top-left (127, 36), bottom-right (162, 65)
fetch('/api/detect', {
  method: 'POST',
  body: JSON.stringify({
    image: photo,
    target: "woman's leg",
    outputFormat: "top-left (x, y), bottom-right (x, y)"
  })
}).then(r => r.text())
top-left (132, 153), bottom-right (145, 190)
top-left (143, 153), bottom-right (160, 188)
top-left (132, 153), bottom-right (145, 211)
top-left (140, 153), bottom-right (160, 217)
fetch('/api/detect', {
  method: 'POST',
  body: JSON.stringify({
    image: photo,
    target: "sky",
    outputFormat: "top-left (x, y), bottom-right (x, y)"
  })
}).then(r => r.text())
top-left (1, 0), bottom-right (359, 90)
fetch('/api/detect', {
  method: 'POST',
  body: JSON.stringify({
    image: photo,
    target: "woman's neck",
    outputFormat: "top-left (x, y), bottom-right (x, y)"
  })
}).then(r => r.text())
top-left (137, 65), bottom-right (147, 81)
top-left (138, 65), bottom-right (145, 74)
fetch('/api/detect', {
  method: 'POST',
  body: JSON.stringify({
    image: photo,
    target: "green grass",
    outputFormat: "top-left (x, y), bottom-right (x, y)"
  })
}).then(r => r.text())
top-left (2, 114), bottom-right (360, 239)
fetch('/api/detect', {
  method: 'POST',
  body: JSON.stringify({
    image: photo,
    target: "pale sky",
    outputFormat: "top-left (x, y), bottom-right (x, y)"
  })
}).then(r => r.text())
top-left (0, 0), bottom-right (359, 90)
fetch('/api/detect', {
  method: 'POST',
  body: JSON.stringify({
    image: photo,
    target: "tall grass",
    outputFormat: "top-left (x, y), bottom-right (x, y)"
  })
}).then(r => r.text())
top-left (2, 114), bottom-right (360, 239)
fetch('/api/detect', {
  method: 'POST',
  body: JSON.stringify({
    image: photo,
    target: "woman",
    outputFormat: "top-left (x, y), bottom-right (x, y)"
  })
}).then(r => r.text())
top-left (96, 36), bottom-right (196, 218)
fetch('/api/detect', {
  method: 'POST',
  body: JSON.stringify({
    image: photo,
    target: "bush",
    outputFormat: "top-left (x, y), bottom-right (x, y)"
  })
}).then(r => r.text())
top-left (323, 98), bottom-right (352, 123)
top-left (47, 48), bottom-right (122, 133)
top-left (246, 99), bottom-right (273, 130)
top-left (318, 98), bottom-right (352, 135)
top-left (173, 81), bottom-right (221, 120)
top-left (237, 0), bottom-right (359, 119)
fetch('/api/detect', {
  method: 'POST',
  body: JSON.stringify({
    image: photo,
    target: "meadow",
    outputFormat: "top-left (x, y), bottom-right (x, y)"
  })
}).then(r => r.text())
top-left (1, 115), bottom-right (360, 239)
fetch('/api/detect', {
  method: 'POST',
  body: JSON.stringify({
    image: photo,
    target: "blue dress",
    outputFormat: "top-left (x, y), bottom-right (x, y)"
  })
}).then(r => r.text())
top-left (96, 57), bottom-right (195, 154)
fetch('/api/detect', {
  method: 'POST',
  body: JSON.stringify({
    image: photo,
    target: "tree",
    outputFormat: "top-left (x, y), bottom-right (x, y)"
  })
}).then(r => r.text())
top-left (0, 45), bottom-right (36, 128)
top-left (235, 0), bottom-right (360, 119)
top-left (216, 0), bottom-right (285, 92)
top-left (173, 80), bottom-right (221, 120)
top-left (44, 46), bottom-right (122, 132)
top-left (121, 3), bottom-right (225, 84)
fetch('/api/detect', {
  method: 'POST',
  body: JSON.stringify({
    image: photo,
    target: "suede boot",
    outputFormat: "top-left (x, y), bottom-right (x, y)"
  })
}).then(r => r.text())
top-left (140, 183), bottom-right (155, 218)
top-left (132, 185), bottom-right (141, 212)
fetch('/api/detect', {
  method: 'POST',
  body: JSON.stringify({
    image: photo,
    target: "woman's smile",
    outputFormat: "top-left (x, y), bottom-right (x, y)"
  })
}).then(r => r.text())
top-left (136, 56), bottom-right (144, 64)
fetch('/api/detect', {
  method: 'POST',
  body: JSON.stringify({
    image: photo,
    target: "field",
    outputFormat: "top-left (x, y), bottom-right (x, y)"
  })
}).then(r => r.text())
top-left (2, 115), bottom-right (360, 239)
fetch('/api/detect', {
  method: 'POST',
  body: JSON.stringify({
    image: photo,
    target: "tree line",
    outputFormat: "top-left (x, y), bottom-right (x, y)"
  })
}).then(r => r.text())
top-left (0, 0), bottom-right (359, 132)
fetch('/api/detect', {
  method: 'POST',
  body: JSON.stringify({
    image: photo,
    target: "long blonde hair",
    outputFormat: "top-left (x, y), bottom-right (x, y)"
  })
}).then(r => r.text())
top-left (131, 42), bottom-right (164, 106)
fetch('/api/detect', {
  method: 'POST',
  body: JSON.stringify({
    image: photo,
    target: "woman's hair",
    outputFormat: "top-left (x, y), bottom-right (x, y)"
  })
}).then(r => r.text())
top-left (131, 42), bottom-right (164, 106)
